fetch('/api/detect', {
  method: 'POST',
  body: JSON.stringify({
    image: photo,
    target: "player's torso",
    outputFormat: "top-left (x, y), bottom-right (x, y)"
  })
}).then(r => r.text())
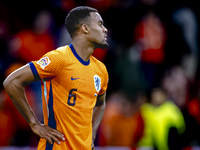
top-left (52, 45), bottom-right (103, 110)
top-left (39, 45), bottom-right (104, 150)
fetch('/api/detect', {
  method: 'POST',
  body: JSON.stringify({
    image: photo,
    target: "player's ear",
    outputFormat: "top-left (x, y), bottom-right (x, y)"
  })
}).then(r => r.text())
top-left (81, 24), bottom-right (89, 34)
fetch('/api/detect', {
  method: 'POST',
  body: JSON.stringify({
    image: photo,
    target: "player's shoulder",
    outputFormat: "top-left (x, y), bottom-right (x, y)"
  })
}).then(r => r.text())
top-left (56, 45), bottom-right (68, 52)
top-left (91, 56), bottom-right (107, 73)
top-left (39, 45), bottom-right (69, 66)
top-left (45, 45), bottom-right (69, 59)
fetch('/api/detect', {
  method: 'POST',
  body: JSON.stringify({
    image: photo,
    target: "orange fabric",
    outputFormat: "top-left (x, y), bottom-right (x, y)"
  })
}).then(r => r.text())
top-left (31, 45), bottom-right (108, 150)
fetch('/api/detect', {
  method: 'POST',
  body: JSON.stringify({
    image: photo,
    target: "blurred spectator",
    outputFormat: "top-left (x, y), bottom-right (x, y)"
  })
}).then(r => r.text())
top-left (172, 7), bottom-right (199, 82)
top-left (92, 48), bottom-right (107, 63)
top-left (188, 90), bottom-right (200, 125)
top-left (138, 88), bottom-right (186, 150)
top-left (9, 10), bottom-right (55, 63)
top-left (132, 11), bottom-right (166, 91)
top-left (162, 66), bottom-right (188, 108)
top-left (114, 46), bottom-right (147, 95)
top-left (85, 0), bottom-right (116, 13)
top-left (61, 0), bottom-right (77, 12)
top-left (134, 11), bottom-right (166, 64)
top-left (56, 25), bottom-right (72, 47)
top-left (181, 83), bottom-right (200, 148)
top-left (51, 0), bottom-right (86, 12)
top-left (97, 90), bottom-right (146, 147)
top-left (162, 66), bottom-right (200, 147)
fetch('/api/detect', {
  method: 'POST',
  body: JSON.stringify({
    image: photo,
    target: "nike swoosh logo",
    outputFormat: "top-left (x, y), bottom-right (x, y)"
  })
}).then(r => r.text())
top-left (71, 77), bottom-right (80, 80)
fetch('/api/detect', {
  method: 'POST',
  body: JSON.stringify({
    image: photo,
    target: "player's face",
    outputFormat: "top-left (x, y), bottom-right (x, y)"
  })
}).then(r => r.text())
top-left (88, 12), bottom-right (108, 49)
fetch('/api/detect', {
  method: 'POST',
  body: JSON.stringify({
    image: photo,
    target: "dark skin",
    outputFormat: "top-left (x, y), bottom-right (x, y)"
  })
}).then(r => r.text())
top-left (92, 93), bottom-right (106, 149)
top-left (3, 64), bottom-right (65, 145)
top-left (3, 11), bottom-right (108, 149)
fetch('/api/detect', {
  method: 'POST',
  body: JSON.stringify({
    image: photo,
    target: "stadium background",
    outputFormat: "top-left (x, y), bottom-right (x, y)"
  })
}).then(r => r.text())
top-left (1, 0), bottom-right (200, 149)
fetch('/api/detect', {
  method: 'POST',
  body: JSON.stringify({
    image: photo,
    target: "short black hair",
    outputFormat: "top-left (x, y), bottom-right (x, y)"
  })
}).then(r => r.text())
top-left (65, 6), bottom-right (98, 38)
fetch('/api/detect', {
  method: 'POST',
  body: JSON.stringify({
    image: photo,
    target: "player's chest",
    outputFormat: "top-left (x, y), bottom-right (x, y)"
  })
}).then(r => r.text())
top-left (58, 64), bottom-right (102, 95)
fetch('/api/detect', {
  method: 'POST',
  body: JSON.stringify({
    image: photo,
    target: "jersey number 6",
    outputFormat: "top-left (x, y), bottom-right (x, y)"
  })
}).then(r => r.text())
top-left (67, 89), bottom-right (77, 106)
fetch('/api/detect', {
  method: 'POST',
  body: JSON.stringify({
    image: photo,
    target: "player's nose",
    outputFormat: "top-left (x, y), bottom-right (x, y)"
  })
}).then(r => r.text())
top-left (103, 26), bottom-right (108, 34)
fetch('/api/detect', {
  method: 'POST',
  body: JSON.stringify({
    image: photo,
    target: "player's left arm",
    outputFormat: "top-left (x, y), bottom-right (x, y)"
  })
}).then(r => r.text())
top-left (92, 92), bottom-right (106, 149)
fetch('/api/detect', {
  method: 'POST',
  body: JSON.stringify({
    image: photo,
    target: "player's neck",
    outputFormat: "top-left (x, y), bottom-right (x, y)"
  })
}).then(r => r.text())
top-left (71, 39), bottom-right (94, 62)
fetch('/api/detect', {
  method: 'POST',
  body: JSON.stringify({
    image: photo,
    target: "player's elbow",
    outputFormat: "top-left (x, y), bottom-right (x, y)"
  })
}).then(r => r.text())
top-left (3, 78), bottom-right (10, 92)
top-left (3, 79), bottom-right (13, 94)
top-left (3, 77), bottom-right (20, 94)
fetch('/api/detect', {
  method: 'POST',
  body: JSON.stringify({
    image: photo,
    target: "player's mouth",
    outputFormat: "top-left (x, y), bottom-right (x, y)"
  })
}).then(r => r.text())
top-left (104, 35), bottom-right (107, 41)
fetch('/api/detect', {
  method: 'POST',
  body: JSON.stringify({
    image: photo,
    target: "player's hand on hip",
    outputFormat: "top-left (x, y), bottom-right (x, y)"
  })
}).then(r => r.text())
top-left (30, 122), bottom-right (65, 145)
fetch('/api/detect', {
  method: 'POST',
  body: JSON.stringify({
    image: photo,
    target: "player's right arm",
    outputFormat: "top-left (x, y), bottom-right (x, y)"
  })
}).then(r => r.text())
top-left (3, 64), bottom-right (65, 145)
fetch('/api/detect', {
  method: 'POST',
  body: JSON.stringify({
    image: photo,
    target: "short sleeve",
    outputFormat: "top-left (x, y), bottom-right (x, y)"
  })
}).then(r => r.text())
top-left (99, 67), bottom-right (109, 96)
top-left (29, 50), bottom-right (65, 80)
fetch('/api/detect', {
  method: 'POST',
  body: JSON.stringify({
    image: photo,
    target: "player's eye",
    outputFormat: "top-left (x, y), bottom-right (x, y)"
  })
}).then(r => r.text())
top-left (99, 21), bottom-right (103, 26)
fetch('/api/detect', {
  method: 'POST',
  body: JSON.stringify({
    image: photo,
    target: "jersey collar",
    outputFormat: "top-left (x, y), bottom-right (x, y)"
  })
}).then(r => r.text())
top-left (69, 44), bottom-right (90, 66)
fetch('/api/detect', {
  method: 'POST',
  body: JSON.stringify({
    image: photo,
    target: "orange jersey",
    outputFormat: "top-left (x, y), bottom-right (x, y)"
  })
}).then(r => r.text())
top-left (29, 44), bottom-right (108, 150)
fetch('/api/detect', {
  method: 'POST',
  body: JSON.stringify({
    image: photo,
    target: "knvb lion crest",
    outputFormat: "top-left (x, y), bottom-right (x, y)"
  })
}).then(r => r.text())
top-left (94, 75), bottom-right (101, 93)
top-left (36, 57), bottom-right (51, 69)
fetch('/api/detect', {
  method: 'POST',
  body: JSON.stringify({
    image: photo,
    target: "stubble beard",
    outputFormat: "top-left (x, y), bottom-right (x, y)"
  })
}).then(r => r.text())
top-left (94, 42), bottom-right (109, 50)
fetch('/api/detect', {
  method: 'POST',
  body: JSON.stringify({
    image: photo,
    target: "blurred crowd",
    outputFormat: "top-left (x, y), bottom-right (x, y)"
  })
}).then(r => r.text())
top-left (1, 0), bottom-right (200, 149)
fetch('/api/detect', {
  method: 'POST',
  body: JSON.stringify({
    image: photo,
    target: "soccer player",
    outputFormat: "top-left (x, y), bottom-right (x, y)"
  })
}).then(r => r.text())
top-left (3, 6), bottom-right (109, 150)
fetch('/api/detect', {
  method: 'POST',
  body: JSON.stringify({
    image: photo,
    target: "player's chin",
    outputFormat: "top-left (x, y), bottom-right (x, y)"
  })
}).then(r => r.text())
top-left (95, 42), bottom-right (108, 49)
